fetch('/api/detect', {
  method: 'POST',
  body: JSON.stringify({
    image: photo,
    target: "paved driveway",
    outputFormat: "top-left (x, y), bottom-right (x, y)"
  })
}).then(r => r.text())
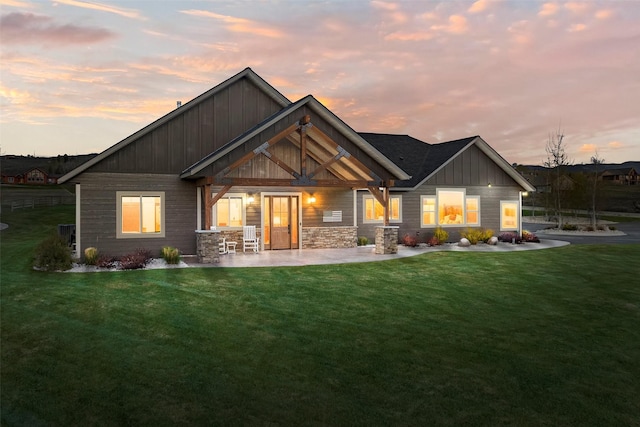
top-left (525, 221), bottom-right (640, 245)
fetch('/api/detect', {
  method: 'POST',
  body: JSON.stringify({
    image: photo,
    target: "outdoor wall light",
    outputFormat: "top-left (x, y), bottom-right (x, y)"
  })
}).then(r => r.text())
top-left (309, 195), bottom-right (316, 204)
top-left (247, 195), bottom-right (255, 204)
top-left (487, 183), bottom-right (492, 188)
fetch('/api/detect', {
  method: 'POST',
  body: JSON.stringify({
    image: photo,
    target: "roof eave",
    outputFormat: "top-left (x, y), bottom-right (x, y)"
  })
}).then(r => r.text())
top-left (59, 68), bottom-right (291, 184)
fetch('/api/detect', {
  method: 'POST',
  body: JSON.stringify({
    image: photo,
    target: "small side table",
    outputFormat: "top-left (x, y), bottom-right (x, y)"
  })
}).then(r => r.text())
top-left (226, 241), bottom-right (237, 254)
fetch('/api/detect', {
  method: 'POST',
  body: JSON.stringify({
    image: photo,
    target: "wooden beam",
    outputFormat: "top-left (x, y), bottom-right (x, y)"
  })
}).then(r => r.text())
top-left (208, 185), bottom-right (233, 208)
top-left (300, 124), bottom-right (308, 178)
top-left (218, 122), bottom-right (299, 179)
top-left (368, 186), bottom-right (390, 226)
top-left (262, 150), bottom-right (300, 179)
top-left (204, 184), bottom-right (212, 230)
top-left (210, 177), bottom-right (373, 187)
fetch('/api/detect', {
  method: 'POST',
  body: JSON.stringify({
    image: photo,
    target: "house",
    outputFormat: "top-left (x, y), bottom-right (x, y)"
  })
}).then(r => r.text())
top-left (59, 68), bottom-right (534, 258)
top-left (600, 167), bottom-right (638, 185)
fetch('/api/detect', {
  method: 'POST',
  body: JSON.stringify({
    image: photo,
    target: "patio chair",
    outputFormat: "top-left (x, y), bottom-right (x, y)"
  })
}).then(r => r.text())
top-left (219, 236), bottom-right (227, 255)
top-left (243, 226), bottom-right (260, 253)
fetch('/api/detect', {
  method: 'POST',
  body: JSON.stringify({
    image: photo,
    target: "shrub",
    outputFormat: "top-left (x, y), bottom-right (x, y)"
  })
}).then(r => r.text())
top-left (402, 233), bottom-right (419, 247)
top-left (521, 230), bottom-right (540, 243)
top-left (33, 234), bottom-right (73, 272)
top-left (585, 225), bottom-right (595, 232)
top-left (433, 227), bottom-right (448, 244)
top-left (119, 248), bottom-right (152, 270)
top-left (427, 236), bottom-right (440, 246)
top-left (84, 247), bottom-right (99, 265)
top-left (562, 223), bottom-right (578, 231)
top-left (97, 255), bottom-right (117, 269)
top-left (161, 246), bottom-right (181, 264)
top-left (357, 236), bottom-right (369, 246)
top-left (480, 229), bottom-right (494, 243)
top-left (597, 224), bottom-right (606, 231)
top-left (609, 225), bottom-right (616, 231)
top-left (498, 232), bottom-right (521, 244)
top-left (461, 228), bottom-right (483, 245)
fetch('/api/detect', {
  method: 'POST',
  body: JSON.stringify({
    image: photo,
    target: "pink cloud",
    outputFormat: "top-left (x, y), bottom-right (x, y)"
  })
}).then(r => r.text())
top-left (538, 3), bottom-right (559, 17)
top-left (180, 10), bottom-right (284, 38)
top-left (564, 2), bottom-right (590, 14)
top-left (0, 12), bottom-right (115, 46)
top-left (55, 0), bottom-right (145, 20)
top-left (568, 23), bottom-right (587, 32)
top-left (432, 15), bottom-right (468, 34)
top-left (595, 9), bottom-right (614, 20)
top-left (608, 141), bottom-right (624, 149)
top-left (468, 0), bottom-right (490, 14)
top-left (579, 143), bottom-right (598, 153)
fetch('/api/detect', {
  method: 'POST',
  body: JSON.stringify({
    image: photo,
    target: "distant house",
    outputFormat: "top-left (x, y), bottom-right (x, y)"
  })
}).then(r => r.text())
top-left (600, 167), bottom-right (638, 185)
top-left (59, 68), bottom-right (534, 257)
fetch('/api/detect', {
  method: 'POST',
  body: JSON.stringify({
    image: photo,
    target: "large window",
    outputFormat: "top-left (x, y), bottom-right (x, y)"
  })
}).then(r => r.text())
top-left (213, 194), bottom-right (245, 228)
top-left (363, 195), bottom-right (401, 223)
top-left (500, 200), bottom-right (519, 230)
top-left (117, 191), bottom-right (165, 238)
top-left (438, 189), bottom-right (464, 226)
top-left (420, 189), bottom-right (481, 227)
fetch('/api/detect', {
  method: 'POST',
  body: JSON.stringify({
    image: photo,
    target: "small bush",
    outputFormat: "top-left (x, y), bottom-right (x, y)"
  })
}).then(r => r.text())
top-left (119, 249), bottom-right (152, 270)
top-left (161, 246), bottom-right (181, 264)
top-left (427, 236), bottom-right (440, 246)
top-left (33, 234), bottom-right (73, 271)
top-left (84, 247), bottom-right (99, 265)
top-left (460, 228), bottom-right (483, 245)
top-left (522, 230), bottom-right (540, 243)
top-left (433, 227), bottom-right (448, 244)
top-left (402, 233), bottom-right (419, 247)
top-left (480, 229), bottom-right (494, 243)
top-left (498, 232), bottom-right (522, 244)
top-left (609, 225), bottom-right (616, 231)
top-left (597, 224), bottom-right (606, 231)
top-left (357, 236), bottom-right (369, 246)
top-left (562, 223), bottom-right (578, 231)
top-left (96, 255), bottom-right (117, 269)
top-left (585, 225), bottom-right (595, 232)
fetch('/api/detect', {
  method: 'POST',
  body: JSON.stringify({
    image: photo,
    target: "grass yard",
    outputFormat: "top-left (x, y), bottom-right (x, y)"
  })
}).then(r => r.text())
top-left (2, 206), bottom-right (640, 425)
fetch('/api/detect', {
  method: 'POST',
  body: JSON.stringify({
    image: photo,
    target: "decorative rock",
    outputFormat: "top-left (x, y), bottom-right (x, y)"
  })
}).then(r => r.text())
top-left (488, 236), bottom-right (498, 245)
top-left (458, 238), bottom-right (471, 247)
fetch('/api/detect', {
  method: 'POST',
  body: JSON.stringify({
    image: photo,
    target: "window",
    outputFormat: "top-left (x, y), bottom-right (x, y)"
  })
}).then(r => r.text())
top-left (117, 192), bottom-right (165, 238)
top-left (213, 193), bottom-right (245, 228)
top-left (438, 189), bottom-right (464, 226)
top-left (363, 195), bottom-right (401, 223)
top-left (421, 189), bottom-right (481, 228)
top-left (421, 196), bottom-right (436, 226)
top-left (500, 200), bottom-right (519, 230)
top-left (466, 196), bottom-right (480, 226)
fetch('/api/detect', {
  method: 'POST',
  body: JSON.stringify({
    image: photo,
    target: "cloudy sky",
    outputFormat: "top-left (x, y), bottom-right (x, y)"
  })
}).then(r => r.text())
top-left (1, 0), bottom-right (638, 165)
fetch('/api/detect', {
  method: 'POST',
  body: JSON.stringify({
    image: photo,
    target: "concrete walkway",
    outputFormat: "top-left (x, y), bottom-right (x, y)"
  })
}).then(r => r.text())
top-left (187, 239), bottom-right (570, 268)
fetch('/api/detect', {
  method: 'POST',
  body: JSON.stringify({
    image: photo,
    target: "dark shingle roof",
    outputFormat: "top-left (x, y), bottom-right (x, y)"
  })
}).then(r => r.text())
top-left (358, 133), bottom-right (476, 188)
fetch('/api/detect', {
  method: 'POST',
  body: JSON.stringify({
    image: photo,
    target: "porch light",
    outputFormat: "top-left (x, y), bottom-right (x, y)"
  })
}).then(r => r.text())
top-left (247, 195), bottom-right (255, 204)
top-left (309, 195), bottom-right (316, 204)
top-left (522, 191), bottom-right (528, 197)
top-left (487, 183), bottom-right (492, 188)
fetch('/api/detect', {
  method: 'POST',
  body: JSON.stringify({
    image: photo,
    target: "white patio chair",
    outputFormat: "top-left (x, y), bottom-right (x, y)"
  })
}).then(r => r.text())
top-left (219, 236), bottom-right (227, 255)
top-left (243, 226), bottom-right (260, 253)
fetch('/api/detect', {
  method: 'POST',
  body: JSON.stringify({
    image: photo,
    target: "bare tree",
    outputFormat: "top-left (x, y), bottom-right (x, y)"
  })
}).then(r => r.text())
top-left (543, 129), bottom-right (571, 227)
top-left (590, 152), bottom-right (605, 228)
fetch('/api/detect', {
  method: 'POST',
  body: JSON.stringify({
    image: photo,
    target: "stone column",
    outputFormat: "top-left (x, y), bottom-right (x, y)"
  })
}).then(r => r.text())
top-left (195, 230), bottom-right (221, 263)
top-left (375, 226), bottom-right (399, 254)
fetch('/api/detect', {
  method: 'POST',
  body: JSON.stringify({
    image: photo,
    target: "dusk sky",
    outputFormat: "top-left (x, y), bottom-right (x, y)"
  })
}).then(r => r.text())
top-left (1, 0), bottom-right (638, 165)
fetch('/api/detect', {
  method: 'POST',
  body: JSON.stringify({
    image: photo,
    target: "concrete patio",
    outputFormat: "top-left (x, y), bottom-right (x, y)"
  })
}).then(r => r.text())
top-left (185, 239), bottom-right (571, 268)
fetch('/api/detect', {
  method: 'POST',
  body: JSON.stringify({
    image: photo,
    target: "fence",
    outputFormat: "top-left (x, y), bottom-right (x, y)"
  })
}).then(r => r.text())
top-left (6, 196), bottom-right (75, 212)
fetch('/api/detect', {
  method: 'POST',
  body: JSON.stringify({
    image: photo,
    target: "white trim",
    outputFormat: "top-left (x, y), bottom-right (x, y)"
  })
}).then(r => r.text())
top-left (420, 195), bottom-right (436, 228)
top-left (211, 192), bottom-right (247, 229)
top-left (500, 200), bottom-right (519, 231)
top-left (75, 183), bottom-right (81, 255)
top-left (196, 187), bottom-right (202, 231)
top-left (116, 191), bottom-right (166, 238)
top-left (436, 188), bottom-right (466, 227)
top-left (362, 194), bottom-right (402, 224)
top-left (353, 189), bottom-right (357, 227)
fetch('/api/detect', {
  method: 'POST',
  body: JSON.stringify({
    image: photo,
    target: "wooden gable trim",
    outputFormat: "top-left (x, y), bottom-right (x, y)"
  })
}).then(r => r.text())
top-left (367, 186), bottom-right (390, 226)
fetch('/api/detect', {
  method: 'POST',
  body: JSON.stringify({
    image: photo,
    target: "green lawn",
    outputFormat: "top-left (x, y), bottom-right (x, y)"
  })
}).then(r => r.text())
top-left (2, 206), bottom-right (640, 425)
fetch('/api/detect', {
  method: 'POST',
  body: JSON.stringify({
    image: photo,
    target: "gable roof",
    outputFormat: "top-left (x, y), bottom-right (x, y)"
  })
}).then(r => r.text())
top-left (359, 133), bottom-right (535, 192)
top-left (601, 167), bottom-right (637, 176)
top-left (180, 95), bottom-right (411, 182)
top-left (59, 68), bottom-right (291, 184)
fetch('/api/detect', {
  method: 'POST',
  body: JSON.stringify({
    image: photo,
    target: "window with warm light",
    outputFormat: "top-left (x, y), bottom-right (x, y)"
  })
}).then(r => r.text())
top-left (500, 200), bottom-right (519, 230)
top-left (437, 189), bottom-right (465, 226)
top-left (421, 189), bottom-right (481, 228)
top-left (117, 191), bottom-right (165, 238)
top-left (213, 193), bottom-right (245, 228)
top-left (363, 195), bottom-right (401, 223)
top-left (421, 196), bottom-right (436, 226)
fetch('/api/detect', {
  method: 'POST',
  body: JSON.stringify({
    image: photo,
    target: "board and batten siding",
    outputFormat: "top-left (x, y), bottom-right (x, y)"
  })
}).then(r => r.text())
top-left (89, 78), bottom-right (284, 175)
top-left (77, 173), bottom-right (198, 256)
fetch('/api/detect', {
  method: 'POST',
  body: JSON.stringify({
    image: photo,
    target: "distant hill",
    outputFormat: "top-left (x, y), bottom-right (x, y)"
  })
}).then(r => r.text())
top-left (519, 161), bottom-right (640, 174)
top-left (0, 154), bottom-right (97, 178)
